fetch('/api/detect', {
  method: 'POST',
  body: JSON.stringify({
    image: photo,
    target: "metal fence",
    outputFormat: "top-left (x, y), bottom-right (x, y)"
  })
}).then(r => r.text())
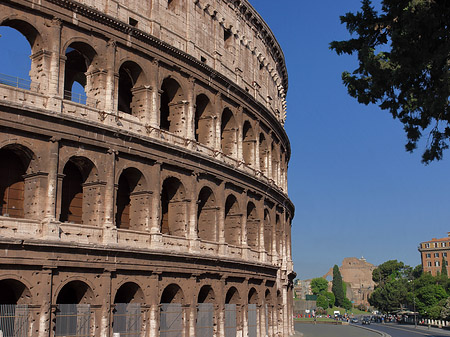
top-left (64, 90), bottom-right (88, 105)
top-left (55, 304), bottom-right (90, 337)
top-left (248, 304), bottom-right (257, 337)
top-left (224, 304), bottom-right (236, 337)
top-left (113, 303), bottom-right (141, 337)
top-left (0, 73), bottom-right (32, 90)
top-left (160, 303), bottom-right (183, 337)
top-left (196, 303), bottom-right (213, 337)
top-left (0, 304), bottom-right (29, 337)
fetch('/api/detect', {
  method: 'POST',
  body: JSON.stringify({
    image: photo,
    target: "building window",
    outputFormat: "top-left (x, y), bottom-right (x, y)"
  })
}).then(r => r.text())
top-left (435, 253), bottom-right (440, 258)
top-left (435, 261), bottom-right (440, 267)
top-left (425, 243), bottom-right (430, 248)
top-left (434, 242), bottom-right (438, 248)
top-left (426, 253), bottom-right (431, 258)
top-left (442, 242), bottom-right (446, 247)
top-left (427, 261), bottom-right (432, 267)
top-left (444, 253), bottom-right (448, 257)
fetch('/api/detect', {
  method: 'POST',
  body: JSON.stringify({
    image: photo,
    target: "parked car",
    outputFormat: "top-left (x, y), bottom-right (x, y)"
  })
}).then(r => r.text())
top-left (351, 318), bottom-right (358, 323)
top-left (362, 316), bottom-right (371, 325)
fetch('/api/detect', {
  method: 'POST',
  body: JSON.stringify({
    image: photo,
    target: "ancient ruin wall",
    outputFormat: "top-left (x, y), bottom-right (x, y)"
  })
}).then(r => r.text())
top-left (0, 0), bottom-right (295, 336)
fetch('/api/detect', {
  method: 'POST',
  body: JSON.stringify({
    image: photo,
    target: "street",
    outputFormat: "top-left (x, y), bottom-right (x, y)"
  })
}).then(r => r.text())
top-left (355, 323), bottom-right (450, 337)
top-left (294, 322), bottom-right (382, 337)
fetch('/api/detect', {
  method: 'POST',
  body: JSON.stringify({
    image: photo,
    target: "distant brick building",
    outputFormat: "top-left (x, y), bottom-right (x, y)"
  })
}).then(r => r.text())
top-left (323, 257), bottom-right (375, 307)
top-left (418, 233), bottom-right (450, 276)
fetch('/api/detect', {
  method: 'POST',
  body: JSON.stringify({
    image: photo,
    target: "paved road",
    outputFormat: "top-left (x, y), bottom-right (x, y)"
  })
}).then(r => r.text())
top-left (294, 322), bottom-right (382, 337)
top-left (355, 322), bottom-right (450, 337)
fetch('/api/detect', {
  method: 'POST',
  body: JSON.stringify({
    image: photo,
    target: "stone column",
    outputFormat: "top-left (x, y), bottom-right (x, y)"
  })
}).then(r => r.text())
top-left (149, 60), bottom-right (160, 128)
top-left (44, 137), bottom-right (59, 220)
top-left (38, 267), bottom-right (53, 337)
top-left (103, 149), bottom-right (117, 244)
top-left (188, 173), bottom-right (199, 252)
top-left (214, 93), bottom-right (222, 151)
top-left (217, 183), bottom-right (226, 255)
top-left (104, 40), bottom-right (117, 113)
top-left (147, 274), bottom-right (160, 337)
top-left (186, 77), bottom-right (195, 140)
top-left (98, 271), bottom-right (112, 337)
top-left (236, 106), bottom-right (243, 162)
top-left (149, 163), bottom-right (163, 249)
top-left (23, 172), bottom-right (48, 221)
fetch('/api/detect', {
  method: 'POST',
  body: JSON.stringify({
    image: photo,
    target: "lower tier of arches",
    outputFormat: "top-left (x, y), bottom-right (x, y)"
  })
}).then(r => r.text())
top-left (0, 241), bottom-right (295, 337)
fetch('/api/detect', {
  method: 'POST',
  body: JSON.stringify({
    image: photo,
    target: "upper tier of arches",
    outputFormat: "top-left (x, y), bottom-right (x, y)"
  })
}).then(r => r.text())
top-left (0, 6), bottom-right (289, 193)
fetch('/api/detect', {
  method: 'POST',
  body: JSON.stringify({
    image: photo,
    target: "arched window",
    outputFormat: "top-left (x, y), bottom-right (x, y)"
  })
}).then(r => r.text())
top-left (246, 202), bottom-right (259, 250)
top-left (55, 281), bottom-right (93, 337)
top-left (264, 209), bottom-right (272, 254)
top-left (197, 286), bottom-right (215, 337)
top-left (118, 61), bottom-right (147, 116)
top-left (60, 157), bottom-right (98, 225)
top-left (221, 108), bottom-right (238, 157)
top-left (195, 94), bottom-right (214, 146)
top-left (115, 168), bottom-right (146, 230)
top-left (0, 148), bottom-right (26, 218)
top-left (160, 284), bottom-right (185, 337)
top-left (225, 287), bottom-right (241, 337)
top-left (248, 288), bottom-right (259, 337)
top-left (160, 78), bottom-right (185, 134)
top-left (161, 177), bottom-right (186, 237)
top-left (0, 25), bottom-right (32, 87)
top-left (224, 195), bottom-right (241, 246)
top-left (271, 143), bottom-right (280, 183)
top-left (276, 214), bottom-right (282, 256)
top-left (242, 121), bottom-right (255, 166)
top-left (63, 42), bottom-right (97, 105)
top-left (113, 282), bottom-right (144, 337)
top-left (197, 187), bottom-right (217, 242)
top-left (259, 133), bottom-right (268, 175)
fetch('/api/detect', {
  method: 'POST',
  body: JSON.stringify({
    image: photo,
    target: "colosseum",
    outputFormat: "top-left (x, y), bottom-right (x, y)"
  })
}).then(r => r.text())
top-left (0, 0), bottom-right (295, 336)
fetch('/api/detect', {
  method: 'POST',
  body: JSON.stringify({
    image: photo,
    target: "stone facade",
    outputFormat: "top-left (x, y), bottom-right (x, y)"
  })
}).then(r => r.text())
top-left (419, 233), bottom-right (450, 276)
top-left (0, 0), bottom-right (295, 336)
top-left (323, 257), bottom-right (375, 307)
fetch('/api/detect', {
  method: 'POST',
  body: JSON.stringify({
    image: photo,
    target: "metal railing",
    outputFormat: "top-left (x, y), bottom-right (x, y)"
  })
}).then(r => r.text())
top-left (0, 304), bottom-right (29, 337)
top-left (0, 73), bottom-right (32, 90)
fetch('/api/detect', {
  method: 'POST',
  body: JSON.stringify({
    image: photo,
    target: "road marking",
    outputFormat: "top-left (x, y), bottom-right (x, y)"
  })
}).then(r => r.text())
top-left (377, 325), bottom-right (436, 336)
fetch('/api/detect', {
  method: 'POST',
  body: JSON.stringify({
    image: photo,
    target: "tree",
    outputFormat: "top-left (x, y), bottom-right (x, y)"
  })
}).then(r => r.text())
top-left (311, 277), bottom-right (329, 295)
top-left (316, 294), bottom-right (328, 309)
top-left (332, 265), bottom-right (346, 307)
top-left (330, 0), bottom-right (450, 164)
top-left (372, 260), bottom-right (406, 284)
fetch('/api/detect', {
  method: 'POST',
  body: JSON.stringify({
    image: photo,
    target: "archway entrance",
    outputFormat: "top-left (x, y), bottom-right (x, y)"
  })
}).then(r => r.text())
top-left (55, 281), bottom-right (93, 337)
top-left (113, 282), bottom-right (144, 337)
top-left (0, 279), bottom-right (31, 337)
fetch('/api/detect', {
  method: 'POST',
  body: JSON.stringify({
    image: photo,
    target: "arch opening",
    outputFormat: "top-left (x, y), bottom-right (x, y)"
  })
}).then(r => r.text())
top-left (0, 148), bottom-right (27, 218)
top-left (113, 282), bottom-right (144, 337)
top-left (160, 78), bottom-right (185, 134)
top-left (0, 25), bottom-right (33, 87)
top-left (259, 133), bottom-right (268, 175)
top-left (63, 42), bottom-right (97, 105)
top-left (264, 209), bottom-right (272, 254)
top-left (246, 202), bottom-right (259, 250)
top-left (115, 168), bottom-right (146, 230)
top-left (118, 61), bottom-right (146, 116)
top-left (161, 177), bottom-right (186, 237)
top-left (242, 121), bottom-right (255, 166)
top-left (195, 94), bottom-right (214, 146)
top-left (221, 108), bottom-right (237, 157)
top-left (197, 187), bottom-right (217, 242)
top-left (60, 157), bottom-right (97, 224)
top-left (224, 195), bottom-right (241, 246)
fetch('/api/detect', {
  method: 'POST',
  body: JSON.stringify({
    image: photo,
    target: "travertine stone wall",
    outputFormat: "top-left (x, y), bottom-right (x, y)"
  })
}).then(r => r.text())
top-left (0, 0), bottom-right (295, 336)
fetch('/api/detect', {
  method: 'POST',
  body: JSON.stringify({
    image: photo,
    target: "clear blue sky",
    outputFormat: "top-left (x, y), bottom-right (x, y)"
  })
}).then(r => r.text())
top-left (251, 0), bottom-right (450, 279)
top-left (0, 1), bottom-right (449, 280)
